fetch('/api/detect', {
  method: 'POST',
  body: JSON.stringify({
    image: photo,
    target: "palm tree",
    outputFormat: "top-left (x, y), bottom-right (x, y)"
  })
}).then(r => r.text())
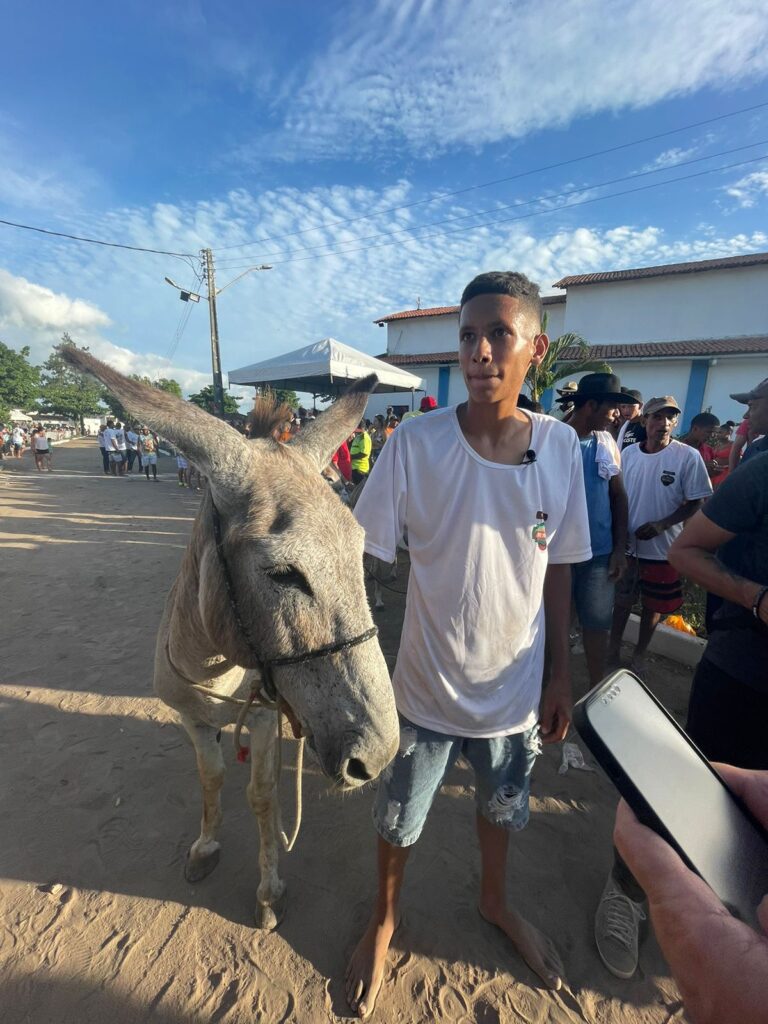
top-left (525, 313), bottom-right (611, 403)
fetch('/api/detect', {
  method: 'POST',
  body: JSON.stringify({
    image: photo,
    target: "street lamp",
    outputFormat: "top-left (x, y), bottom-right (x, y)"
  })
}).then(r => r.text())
top-left (164, 254), bottom-right (272, 416)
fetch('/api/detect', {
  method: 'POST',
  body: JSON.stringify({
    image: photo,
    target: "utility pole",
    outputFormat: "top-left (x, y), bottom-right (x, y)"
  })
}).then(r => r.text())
top-left (202, 248), bottom-right (224, 417)
top-left (164, 255), bottom-right (271, 419)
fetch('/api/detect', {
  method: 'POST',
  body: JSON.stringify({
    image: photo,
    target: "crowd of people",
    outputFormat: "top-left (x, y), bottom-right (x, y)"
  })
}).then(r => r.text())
top-left (1, 422), bottom-right (76, 469)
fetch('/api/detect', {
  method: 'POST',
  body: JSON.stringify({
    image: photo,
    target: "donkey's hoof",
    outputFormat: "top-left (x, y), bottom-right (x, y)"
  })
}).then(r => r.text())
top-left (184, 846), bottom-right (220, 883)
top-left (254, 890), bottom-right (287, 931)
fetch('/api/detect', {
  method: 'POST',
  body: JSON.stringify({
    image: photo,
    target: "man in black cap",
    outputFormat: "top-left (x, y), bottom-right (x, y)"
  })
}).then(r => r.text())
top-left (565, 374), bottom-right (631, 684)
top-left (730, 377), bottom-right (768, 466)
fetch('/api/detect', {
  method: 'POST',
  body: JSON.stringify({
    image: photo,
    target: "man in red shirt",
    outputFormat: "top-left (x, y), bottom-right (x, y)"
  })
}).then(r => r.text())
top-left (680, 412), bottom-right (719, 479)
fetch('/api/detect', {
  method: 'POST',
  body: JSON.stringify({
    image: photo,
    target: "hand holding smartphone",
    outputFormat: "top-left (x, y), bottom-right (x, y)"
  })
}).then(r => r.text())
top-left (574, 671), bottom-right (768, 929)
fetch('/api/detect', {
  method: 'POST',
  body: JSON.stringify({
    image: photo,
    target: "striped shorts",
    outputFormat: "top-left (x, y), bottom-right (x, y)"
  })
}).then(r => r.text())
top-left (615, 556), bottom-right (683, 615)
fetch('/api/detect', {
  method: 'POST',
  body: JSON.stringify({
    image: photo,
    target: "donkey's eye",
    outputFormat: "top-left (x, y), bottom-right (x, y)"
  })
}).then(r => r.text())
top-left (266, 565), bottom-right (313, 597)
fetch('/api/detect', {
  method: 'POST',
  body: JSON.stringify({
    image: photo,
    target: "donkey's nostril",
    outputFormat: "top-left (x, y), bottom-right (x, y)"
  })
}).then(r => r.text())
top-left (344, 757), bottom-right (373, 783)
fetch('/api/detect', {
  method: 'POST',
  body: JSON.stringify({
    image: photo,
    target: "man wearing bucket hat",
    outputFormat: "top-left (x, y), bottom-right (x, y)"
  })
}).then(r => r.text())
top-left (729, 377), bottom-right (768, 466)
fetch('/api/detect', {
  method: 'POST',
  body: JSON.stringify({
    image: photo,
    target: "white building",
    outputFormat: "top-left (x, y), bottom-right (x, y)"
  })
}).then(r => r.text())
top-left (370, 251), bottom-right (768, 427)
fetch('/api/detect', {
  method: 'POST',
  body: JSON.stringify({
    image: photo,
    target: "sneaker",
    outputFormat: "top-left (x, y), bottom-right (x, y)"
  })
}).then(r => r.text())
top-left (594, 873), bottom-right (646, 979)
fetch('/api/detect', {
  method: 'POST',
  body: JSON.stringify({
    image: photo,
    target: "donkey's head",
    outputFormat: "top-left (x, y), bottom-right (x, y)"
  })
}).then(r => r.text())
top-left (61, 346), bottom-right (399, 788)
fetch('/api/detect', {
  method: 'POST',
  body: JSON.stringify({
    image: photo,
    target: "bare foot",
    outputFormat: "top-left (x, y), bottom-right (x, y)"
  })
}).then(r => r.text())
top-left (345, 912), bottom-right (399, 1019)
top-left (479, 901), bottom-right (564, 990)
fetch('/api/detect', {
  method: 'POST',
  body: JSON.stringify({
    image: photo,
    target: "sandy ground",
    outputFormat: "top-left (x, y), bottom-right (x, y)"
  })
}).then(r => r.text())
top-left (0, 439), bottom-right (693, 1023)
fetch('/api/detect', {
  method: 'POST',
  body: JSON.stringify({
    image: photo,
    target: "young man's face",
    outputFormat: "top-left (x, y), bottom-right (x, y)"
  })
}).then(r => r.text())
top-left (458, 294), bottom-right (547, 407)
top-left (618, 402), bottom-right (640, 424)
top-left (689, 423), bottom-right (716, 443)
top-left (643, 410), bottom-right (678, 446)
top-left (582, 399), bottom-right (619, 432)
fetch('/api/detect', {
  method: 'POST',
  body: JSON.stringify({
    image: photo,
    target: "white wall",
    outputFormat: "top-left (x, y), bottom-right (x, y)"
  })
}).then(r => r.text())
top-left (385, 314), bottom-right (457, 355)
top-left (702, 357), bottom-right (766, 423)
top-left (543, 299), bottom-right (566, 339)
top-left (563, 266), bottom-right (768, 344)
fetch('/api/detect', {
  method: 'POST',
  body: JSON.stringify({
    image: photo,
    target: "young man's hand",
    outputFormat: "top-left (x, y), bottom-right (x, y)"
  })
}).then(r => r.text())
top-left (635, 520), bottom-right (663, 540)
top-left (614, 764), bottom-right (768, 1024)
top-left (607, 548), bottom-right (627, 582)
top-left (538, 676), bottom-right (572, 744)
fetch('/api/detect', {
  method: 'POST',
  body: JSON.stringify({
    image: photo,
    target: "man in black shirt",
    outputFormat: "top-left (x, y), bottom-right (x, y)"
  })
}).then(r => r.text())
top-left (669, 444), bottom-right (768, 768)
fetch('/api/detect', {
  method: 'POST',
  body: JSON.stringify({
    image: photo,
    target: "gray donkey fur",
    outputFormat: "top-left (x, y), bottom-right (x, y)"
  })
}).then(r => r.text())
top-left (61, 347), bottom-right (399, 930)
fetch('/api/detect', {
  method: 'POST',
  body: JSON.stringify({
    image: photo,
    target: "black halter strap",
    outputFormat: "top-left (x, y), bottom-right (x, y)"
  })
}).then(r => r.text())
top-left (210, 499), bottom-right (378, 700)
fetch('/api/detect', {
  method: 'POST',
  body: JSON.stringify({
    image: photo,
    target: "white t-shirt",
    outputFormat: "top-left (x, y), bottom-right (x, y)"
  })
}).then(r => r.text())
top-left (126, 430), bottom-right (139, 449)
top-left (622, 439), bottom-right (712, 560)
top-left (113, 428), bottom-right (127, 451)
top-left (102, 427), bottom-right (116, 450)
top-left (33, 433), bottom-right (49, 451)
top-left (12, 427), bottom-right (25, 444)
top-left (353, 407), bottom-right (592, 738)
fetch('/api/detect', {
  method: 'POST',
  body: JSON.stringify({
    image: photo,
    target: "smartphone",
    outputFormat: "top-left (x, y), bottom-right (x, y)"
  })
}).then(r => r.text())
top-left (574, 670), bottom-right (768, 929)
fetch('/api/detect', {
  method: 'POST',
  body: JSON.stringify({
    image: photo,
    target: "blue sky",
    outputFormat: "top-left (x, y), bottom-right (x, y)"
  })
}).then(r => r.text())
top-left (2, 0), bottom-right (768, 401)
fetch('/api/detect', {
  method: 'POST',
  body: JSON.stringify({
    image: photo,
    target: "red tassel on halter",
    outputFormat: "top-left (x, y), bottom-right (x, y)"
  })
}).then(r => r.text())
top-left (236, 745), bottom-right (250, 763)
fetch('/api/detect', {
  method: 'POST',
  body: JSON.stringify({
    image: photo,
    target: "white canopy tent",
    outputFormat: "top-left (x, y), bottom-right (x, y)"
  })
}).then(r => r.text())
top-left (228, 337), bottom-right (424, 402)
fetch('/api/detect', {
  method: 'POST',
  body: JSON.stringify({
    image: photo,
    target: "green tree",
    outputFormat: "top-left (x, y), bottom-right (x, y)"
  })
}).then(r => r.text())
top-left (525, 314), bottom-right (611, 403)
top-left (154, 378), bottom-right (183, 398)
top-left (272, 388), bottom-right (299, 409)
top-left (38, 334), bottom-right (106, 432)
top-left (0, 342), bottom-right (40, 422)
top-left (188, 384), bottom-right (241, 415)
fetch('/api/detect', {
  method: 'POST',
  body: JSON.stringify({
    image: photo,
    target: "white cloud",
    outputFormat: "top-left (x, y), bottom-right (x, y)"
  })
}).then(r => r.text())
top-left (0, 269), bottom-right (111, 333)
top-left (254, 0), bottom-right (768, 160)
top-left (725, 168), bottom-right (768, 207)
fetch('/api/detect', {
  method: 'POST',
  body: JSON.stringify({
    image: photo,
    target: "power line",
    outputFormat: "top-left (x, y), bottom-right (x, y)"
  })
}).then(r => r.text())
top-left (0, 217), bottom-right (196, 259)
top-left (166, 270), bottom-right (204, 362)
top-left (249, 152), bottom-right (768, 268)
top-left (214, 98), bottom-right (768, 254)
top-left (213, 138), bottom-right (768, 267)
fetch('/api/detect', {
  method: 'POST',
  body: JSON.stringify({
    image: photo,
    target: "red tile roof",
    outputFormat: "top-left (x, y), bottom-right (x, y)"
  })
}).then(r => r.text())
top-left (553, 251), bottom-right (768, 289)
top-left (374, 294), bottom-right (564, 324)
top-left (378, 336), bottom-right (768, 367)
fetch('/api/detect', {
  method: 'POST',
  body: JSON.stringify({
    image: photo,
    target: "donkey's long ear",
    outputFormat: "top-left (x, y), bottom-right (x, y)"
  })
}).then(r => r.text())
top-left (293, 374), bottom-right (376, 471)
top-left (59, 346), bottom-right (255, 494)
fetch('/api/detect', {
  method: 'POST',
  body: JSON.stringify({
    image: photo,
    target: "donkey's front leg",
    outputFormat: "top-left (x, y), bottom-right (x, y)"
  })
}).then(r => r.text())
top-left (179, 714), bottom-right (225, 882)
top-left (247, 709), bottom-right (286, 930)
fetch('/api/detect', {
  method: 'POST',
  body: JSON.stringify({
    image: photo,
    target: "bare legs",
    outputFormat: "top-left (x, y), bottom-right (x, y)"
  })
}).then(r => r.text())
top-left (346, 837), bottom-right (409, 1018)
top-left (346, 816), bottom-right (563, 1019)
top-left (608, 604), bottom-right (661, 672)
top-left (476, 812), bottom-right (563, 990)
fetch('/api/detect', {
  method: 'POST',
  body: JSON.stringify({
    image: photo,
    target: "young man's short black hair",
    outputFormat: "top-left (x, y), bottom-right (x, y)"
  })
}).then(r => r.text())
top-left (690, 412), bottom-right (720, 429)
top-left (460, 271), bottom-right (543, 332)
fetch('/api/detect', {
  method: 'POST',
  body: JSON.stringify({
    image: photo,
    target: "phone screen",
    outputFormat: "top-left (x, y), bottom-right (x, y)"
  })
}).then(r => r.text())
top-left (582, 672), bottom-right (768, 925)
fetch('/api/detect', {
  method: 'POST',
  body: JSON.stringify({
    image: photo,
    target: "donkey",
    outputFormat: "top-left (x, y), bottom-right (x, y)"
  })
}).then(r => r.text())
top-left (61, 348), bottom-right (399, 930)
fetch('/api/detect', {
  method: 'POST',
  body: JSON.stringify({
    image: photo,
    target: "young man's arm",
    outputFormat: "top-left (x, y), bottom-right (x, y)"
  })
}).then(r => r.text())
top-left (607, 473), bottom-right (628, 581)
top-left (540, 564), bottom-right (572, 744)
top-left (635, 498), bottom-right (704, 539)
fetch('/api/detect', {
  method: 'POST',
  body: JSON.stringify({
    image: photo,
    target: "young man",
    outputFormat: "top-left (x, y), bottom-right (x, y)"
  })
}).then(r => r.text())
top-left (125, 424), bottom-right (141, 472)
top-left (349, 421), bottom-right (372, 484)
top-left (565, 375), bottom-right (630, 685)
top-left (11, 424), bottom-right (26, 458)
top-left (616, 390), bottom-right (645, 450)
top-left (138, 426), bottom-right (159, 481)
top-left (608, 396), bottom-right (712, 676)
top-left (680, 412), bottom-right (720, 478)
top-left (348, 271), bottom-right (591, 1017)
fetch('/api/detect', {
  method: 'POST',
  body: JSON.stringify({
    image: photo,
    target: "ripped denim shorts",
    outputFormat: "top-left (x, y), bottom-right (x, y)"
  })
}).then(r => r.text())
top-left (373, 713), bottom-right (542, 847)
